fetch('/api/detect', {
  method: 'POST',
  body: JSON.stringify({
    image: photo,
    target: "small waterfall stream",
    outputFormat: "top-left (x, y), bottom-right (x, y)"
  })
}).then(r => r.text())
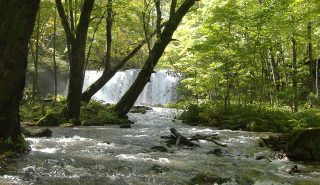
top-left (82, 69), bottom-right (183, 105)
top-left (1, 108), bottom-right (320, 184)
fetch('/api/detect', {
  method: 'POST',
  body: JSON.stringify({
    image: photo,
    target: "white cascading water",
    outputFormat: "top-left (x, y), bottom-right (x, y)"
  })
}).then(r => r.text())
top-left (82, 69), bottom-right (183, 105)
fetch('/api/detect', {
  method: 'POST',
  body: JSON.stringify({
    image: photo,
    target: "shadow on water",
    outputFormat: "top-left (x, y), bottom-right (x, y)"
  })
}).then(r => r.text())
top-left (1, 108), bottom-right (320, 184)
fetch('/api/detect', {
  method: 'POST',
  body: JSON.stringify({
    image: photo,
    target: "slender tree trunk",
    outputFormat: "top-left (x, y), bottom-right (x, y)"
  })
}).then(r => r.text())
top-left (316, 59), bottom-right (319, 96)
top-left (33, 6), bottom-right (41, 99)
top-left (269, 45), bottom-right (279, 92)
top-left (307, 22), bottom-right (315, 93)
top-left (0, 0), bottom-right (40, 153)
top-left (81, 4), bottom-right (164, 103)
top-left (52, 5), bottom-right (58, 106)
top-left (114, 0), bottom-right (198, 118)
top-left (291, 16), bottom-right (298, 112)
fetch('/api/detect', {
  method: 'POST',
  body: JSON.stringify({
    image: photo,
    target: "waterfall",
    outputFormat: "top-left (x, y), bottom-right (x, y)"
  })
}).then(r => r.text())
top-left (82, 69), bottom-right (183, 105)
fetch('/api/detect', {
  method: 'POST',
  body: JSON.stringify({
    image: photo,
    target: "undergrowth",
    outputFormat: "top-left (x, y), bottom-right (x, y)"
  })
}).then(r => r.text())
top-left (20, 96), bottom-right (128, 125)
top-left (174, 100), bottom-right (320, 133)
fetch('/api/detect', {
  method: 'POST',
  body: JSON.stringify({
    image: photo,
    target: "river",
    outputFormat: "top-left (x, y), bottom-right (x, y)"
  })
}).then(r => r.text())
top-left (1, 108), bottom-right (320, 184)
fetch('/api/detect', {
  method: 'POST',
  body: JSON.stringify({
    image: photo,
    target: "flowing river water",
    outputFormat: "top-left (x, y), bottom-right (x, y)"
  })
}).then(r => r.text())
top-left (1, 108), bottom-right (320, 185)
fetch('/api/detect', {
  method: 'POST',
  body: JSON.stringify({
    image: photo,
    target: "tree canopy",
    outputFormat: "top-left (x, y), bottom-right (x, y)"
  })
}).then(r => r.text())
top-left (18, 0), bottom-right (320, 132)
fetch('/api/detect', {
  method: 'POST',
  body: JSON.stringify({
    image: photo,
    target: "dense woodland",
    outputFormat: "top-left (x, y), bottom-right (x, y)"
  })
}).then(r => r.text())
top-left (1, 0), bottom-right (320, 153)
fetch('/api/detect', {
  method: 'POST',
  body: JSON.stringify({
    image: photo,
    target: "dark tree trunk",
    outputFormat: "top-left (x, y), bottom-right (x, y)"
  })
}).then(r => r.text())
top-left (0, 0), bottom-right (40, 152)
top-left (114, 0), bottom-right (197, 118)
top-left (56, 0), bottom-right (95, 123)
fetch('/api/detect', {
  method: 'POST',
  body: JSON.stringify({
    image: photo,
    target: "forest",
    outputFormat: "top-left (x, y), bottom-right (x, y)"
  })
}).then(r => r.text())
top-left (2, 0), bottom-right (320, 184)
top-left (1, 0), bottom-right (320, 155)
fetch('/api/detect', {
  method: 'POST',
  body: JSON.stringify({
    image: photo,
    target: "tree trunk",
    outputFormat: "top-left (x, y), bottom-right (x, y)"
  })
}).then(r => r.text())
top-left (81, 38), bottom-right (148, 103)
top-left (114, 0), bottom-right (197, 118)
top-left (56, 0), bottom-right (95, 123)
top-left (33, 6), bottom-right (41, 99)
top-left (52, 5), bottom-right (58, 106)
top-left (81, 1), bottom-right (170, 103)
top-left (307, 22), bottom-right (315, 93)
top-left (291, 16), bottom-right (298, 112)
top-left (269, 45), bottom-right (279, 92)
top-left (0, 0), bottom-right (40, 152)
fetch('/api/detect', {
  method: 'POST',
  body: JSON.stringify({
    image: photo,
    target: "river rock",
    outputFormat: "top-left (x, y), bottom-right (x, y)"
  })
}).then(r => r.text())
top-left (151, 146), bottom-right (168, 152)
top-left (287, 127), bottom-right (320, 161)
top-left (81, 119), bottom-right (104, 126)
top-left (21, 126), bottom-right (52, 137)
top-left (119, 124), bottom-right (131, 128)
top-left (149, 164), bottom-right (169, 174)
top-left (31, 128), bottom-right (52, 137)
top-left (191, 173), bottom-right (231, 184)
top-left (21, 124), bottom-right (52, 137)
top-left (36, 113), bottom-right (60, 126)
top-left (21, 125), bottom-right (31, 136)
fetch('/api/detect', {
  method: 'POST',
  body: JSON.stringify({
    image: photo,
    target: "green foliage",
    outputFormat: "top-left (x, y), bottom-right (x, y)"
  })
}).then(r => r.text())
top-left (20, 95), bottom-right (65, 123)
top-left (0, 134), bottom-right (29, 154)
top-left (3, 151), bottom-right (20, 158)
top-left (4, 137), bottom-right (13, 146)
top-left (163, 102), bottom-right (181, 109)
top-left (177, 100), bottom-right (320, 133)
top-left (80, 99), bottom-right (128, 124)
top-left (178, 104), bottom-right (202, 124)
top-left (14, 134), bottom-right (29, 153)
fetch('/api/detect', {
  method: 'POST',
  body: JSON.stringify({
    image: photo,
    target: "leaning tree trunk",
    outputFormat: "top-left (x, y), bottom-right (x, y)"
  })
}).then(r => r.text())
top-left (114, 0), bottom-right (197, 118)
top-left (0, 0), bottom-right (40, 153)
top-left (81, 0), bottom-right (156, 103)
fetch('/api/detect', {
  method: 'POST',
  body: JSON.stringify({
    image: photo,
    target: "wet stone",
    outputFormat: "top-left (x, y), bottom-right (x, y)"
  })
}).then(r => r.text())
top-left (81, 119), bottom-right (104, 126)
top-left (151, 146), bottom-right (168, 152)
top-left (191, 173), bottom-right (232, 185)
top-left (287, 127), bottom-right (320, 161)
top-left (119, 124), bottom-right (131, 128)
top-left (150, 164), bottom-right (169, 174)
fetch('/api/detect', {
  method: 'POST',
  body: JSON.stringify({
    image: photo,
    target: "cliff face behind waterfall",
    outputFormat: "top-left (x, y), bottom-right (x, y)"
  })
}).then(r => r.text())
top-left (82, 69), bottom-right (184, 105)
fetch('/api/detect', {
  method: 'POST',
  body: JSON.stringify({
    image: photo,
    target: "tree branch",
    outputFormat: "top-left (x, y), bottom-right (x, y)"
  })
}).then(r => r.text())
top-left (55, 0), bottom-right (75, 43)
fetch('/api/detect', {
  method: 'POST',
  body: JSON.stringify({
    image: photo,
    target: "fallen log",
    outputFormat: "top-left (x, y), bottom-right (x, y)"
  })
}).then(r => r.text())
top-left (190, 134), bottom-right (227, 147)
top-left (170, 128), bottom-right (199, 147)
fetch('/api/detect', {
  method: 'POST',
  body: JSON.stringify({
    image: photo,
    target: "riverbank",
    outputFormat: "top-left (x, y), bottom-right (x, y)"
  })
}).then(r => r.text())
top-left (1, 108), bottom-right (320, 184)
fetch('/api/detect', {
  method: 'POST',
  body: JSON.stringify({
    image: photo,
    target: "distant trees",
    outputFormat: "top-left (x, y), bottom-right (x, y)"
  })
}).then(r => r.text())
top-left (0, 0), bottom-right (40, 152)
top-left (163, 0), bottom-right (320, 112)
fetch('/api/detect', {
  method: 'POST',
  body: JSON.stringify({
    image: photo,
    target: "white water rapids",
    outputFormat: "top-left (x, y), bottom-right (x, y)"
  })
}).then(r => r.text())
top-left (1, 108), bottom-right (320, 184)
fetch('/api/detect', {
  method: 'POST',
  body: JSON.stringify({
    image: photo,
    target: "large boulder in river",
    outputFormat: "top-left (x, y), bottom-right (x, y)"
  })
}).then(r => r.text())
top-left (21, 125), bottom-right (52, 137)
top-left (287, 127), bottom-right (320, 161)
top-left (81, 119), bottom-right (104, 126)
top-left (36, 113), bottom-right (60, 126)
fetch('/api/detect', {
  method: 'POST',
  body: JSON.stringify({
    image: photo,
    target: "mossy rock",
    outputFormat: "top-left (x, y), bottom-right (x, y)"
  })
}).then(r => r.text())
top-left (190, 173), bottom-right (231, 185)
top-left (4, 151), bottom-right (20, 158)
top-left (287, 127), bottom-right (320, 161)
top-left (81, 119), bottom-right (104, 126)
top-left (29, 128), bottom-right (52, 137)
top-left (60, 123), bottom-right (74, 127)
top-left (37, 113), bottom-right (60, 126)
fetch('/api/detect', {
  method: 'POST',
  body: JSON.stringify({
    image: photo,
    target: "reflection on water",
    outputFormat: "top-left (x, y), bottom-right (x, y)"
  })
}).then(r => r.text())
top-left (1, 108), bottom-right (320, 184)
